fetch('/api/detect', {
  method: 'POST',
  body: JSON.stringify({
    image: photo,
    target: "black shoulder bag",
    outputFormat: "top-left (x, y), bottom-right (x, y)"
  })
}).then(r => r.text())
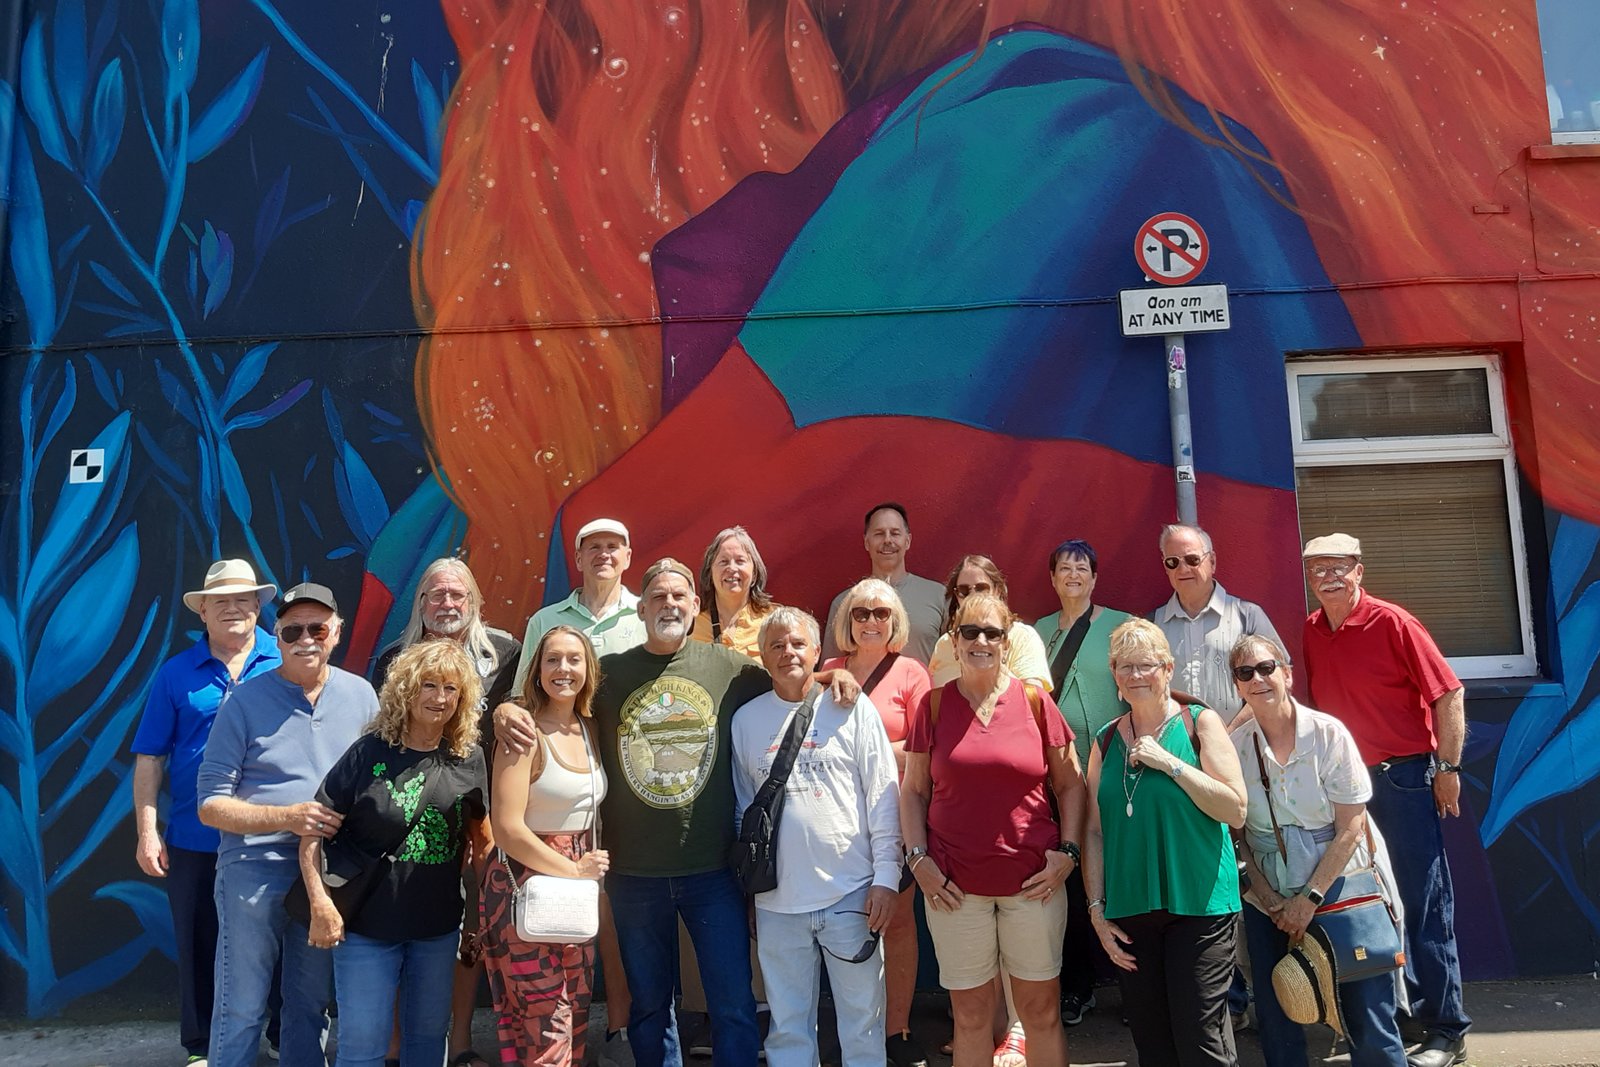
top-left (1047, 611), bottom-right (1093, 695)
top-left (729, 684), bottom-right (824, 896)
top-left (286, 758), bottom-right (449, 925)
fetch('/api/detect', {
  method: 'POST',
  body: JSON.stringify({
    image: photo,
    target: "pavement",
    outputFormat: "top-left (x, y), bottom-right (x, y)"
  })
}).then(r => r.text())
top-left (2, 978), bottom-right (1595, 1066)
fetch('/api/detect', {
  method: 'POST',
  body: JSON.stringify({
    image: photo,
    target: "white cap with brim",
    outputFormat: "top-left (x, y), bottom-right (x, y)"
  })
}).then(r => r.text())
top-left (574, 517), bottom-right (630, 555)
top-left (183, 559), bottom-right (277, 614)
top-left (1303, 532), bottom-right (1362, 559)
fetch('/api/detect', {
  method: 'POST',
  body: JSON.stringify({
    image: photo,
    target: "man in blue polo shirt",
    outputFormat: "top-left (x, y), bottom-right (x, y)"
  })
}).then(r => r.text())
top-left (132, 559), bottom-right (281, 1066)
top-left (198, 581), bottom-right (378, 1067)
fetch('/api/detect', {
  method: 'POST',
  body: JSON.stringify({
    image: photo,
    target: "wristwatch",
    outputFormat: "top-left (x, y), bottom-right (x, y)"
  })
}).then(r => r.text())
top-left (1054, 841), bottom-right (1081, 864)
top-left (1435, 758), bottom-right (1463, 774)
top-left (1168, 760), bottom-right (1185, 778)
top-left (1302, 885), bottom-right (1326, 906)
top-left (906, 845), bottom-right (929, 862)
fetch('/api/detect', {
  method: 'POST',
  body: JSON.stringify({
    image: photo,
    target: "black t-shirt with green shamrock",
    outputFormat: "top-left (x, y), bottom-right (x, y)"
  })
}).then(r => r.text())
top-left (316, 734), bottom-right (487, 942)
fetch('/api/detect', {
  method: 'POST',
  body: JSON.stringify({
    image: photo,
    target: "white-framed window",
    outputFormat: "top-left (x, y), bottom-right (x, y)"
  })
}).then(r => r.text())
top-left (1539, 0), bottom-right (1600, 145)
top-left (1287, 352), bottom-right (1537, 678)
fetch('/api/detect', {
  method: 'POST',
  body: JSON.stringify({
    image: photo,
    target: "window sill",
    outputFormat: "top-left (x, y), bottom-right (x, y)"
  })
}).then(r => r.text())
top-left (1462, 677), bottom-right (1563, 701)
top-left (1529, 143), bottom-right (1600, 160)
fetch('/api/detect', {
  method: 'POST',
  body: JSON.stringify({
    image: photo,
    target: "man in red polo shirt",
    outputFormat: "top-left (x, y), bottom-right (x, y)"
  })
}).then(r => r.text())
top-left (1300, 533), bottom-right (1469, 1067)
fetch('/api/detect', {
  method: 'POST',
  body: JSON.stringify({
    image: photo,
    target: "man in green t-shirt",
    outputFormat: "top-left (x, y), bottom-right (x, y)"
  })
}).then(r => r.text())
top-left (496, 557), bottom-right (858, 1066)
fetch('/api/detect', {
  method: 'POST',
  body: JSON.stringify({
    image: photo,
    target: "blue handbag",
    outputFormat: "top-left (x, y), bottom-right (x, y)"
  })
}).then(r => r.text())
top-left (1251, 734), bottom-right (1405, 986)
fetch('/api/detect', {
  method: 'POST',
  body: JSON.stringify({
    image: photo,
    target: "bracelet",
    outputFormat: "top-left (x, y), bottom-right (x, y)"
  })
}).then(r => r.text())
top-left (1087, 897), bottom-right (1106, 911)
top-left (1055, 841), bottom-right (1081, 864)
top-left (907, 853), bottom-right (930, 873)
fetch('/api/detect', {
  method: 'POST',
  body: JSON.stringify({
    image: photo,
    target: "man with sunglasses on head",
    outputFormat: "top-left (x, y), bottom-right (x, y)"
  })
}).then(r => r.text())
top-left (1150, 523), bottom-right (1285, 724)
top-left (197, 582), bottom-right (379, 1067)
top-left (731, 607), bottom-right (902, 1067)
top-left (1300, 534), bottom-right (1470, 1067)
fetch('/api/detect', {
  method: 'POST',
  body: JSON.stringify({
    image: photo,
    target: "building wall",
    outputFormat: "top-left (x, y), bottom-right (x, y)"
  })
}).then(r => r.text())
top-left (1, 0), bottom-right (1597, 1015)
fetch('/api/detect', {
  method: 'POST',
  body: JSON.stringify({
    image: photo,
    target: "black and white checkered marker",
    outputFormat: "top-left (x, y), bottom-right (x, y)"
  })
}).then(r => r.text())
top-left (69, 449), bottom-right (105, 484)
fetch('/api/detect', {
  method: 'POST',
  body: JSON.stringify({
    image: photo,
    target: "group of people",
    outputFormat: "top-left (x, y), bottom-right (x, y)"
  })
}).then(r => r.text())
top-left (131, 502), bottom-right (1472, 1067)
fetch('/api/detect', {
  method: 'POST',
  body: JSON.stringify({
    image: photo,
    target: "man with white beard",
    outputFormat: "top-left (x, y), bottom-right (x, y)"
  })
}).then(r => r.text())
top-left (496, 558), bottom-right (861, 1067)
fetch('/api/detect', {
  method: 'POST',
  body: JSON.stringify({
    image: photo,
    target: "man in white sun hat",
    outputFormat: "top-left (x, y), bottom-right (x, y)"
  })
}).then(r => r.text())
top-left (512, 517), bottom-right (646, 693)
top-left (131, 559), bottom-right (281, 1067)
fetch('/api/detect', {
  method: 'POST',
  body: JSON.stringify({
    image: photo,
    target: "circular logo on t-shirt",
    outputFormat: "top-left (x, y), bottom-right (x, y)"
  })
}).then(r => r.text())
top-left (617, 675), bottom-right (717, 809)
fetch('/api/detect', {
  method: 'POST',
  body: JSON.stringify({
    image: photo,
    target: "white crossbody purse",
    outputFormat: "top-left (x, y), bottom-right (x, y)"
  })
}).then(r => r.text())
top-left (506, 723), bottom-right (602, 944)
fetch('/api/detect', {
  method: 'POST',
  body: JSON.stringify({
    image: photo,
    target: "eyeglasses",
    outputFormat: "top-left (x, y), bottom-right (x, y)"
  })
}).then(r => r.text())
top-left (277, 622), bottom-right (331, 643)
top-left (1232, 660), bottom-right (1282, 682)
top-left (1163, 553), bottom-right (1211, 570)
top-left (850, 606), bottom-right (893, 624)
top-left (954, 582), bottom-right (994, 599)
top-left (820, 911), bottom-right (882, 964)
top-left (423, 589), bottom-right (469, 605)
top-left (1305, 560), bottom-right (1356, 579)
top-left (1114, 661), bottom-right (1165, 677)
top-left (956, 624), bottom-right (1007, 642)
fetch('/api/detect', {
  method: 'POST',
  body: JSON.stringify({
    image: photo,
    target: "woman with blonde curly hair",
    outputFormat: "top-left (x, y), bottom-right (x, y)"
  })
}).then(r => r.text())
top-left (483, 624), bottom-right (611, 1065)
top-left (297, 639), bottom-right (490, 1067)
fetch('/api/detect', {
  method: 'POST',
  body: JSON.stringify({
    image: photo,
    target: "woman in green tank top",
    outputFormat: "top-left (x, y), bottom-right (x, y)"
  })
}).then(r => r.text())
top-left (1082, 619), bottom-right (1248, 1067)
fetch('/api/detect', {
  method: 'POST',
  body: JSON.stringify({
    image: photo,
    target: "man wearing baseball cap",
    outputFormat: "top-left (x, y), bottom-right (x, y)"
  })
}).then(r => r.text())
top-left (512, 517), bottom-right (646, 694)
top-left (131, 559), bottom-right (282, 1066)
top-left (1299, 533), bottom-right (1470, 1067)
top-left (197, 582), bottom-right (380, 1067)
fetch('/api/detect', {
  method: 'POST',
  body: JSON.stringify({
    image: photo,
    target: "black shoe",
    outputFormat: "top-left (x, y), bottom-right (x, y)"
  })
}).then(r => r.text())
top-left (886, 1030), bottom-right (930, 1067)
top-left (1061, 992), bottom-right (1096, 1027)
top-left (683, 1014), bottom-right (713, 1058)
top-left (1406, 1034), bottom-right (1467, 1067)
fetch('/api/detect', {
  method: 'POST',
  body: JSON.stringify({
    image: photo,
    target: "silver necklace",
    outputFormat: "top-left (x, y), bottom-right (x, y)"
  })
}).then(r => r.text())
top-left (1121, 705), bottom-right (1185, 817)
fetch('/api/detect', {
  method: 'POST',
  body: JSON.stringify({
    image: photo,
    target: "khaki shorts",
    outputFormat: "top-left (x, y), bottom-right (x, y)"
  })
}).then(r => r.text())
top-left (925, 889), bottom-right (1068, 990)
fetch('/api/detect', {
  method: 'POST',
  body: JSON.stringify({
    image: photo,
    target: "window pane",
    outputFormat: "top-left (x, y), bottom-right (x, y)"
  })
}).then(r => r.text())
top-left (1297, 368), bottom-right (1492, 441)
top-left (1539, 0), bottom-right (1600, 137)
top-left (1295, 461), bottom-right (1521, 658)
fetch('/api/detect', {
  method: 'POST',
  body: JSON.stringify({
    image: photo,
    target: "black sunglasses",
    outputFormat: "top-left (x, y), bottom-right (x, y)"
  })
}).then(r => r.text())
top-left (850, 606), bottom-right (893, 624)
top-left (1232, 660), bottom-right (1281, 682)
top-left (956, 624), bottom-right (1007, 642)
top-left (1163, 552), bottom-right (1211, 570)
top-left (278, 622), bottom-right (332, 643)
top-left (820, 911), bottom-right (882, 964)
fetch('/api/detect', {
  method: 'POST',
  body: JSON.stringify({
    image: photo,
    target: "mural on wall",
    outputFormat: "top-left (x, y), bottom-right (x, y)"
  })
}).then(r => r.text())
top-left (2, 0), bottom-right (1598, 1014)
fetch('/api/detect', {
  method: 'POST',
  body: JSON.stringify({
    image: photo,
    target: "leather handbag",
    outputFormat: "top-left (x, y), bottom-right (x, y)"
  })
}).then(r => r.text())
top-left (1251, 732), bottom-right (1404, 985)
top-left (509, 722), bottom-right (603, 944)
top-left (729, 684), bottom-right (823, 896)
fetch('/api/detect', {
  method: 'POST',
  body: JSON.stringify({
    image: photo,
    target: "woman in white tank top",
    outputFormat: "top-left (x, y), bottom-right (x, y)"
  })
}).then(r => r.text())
top-left (482, 625), bottom-right (610, 1066)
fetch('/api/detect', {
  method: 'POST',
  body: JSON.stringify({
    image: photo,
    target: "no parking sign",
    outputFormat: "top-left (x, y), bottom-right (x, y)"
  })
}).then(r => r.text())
top-left (1135, 212), bottom-right (1209, 285)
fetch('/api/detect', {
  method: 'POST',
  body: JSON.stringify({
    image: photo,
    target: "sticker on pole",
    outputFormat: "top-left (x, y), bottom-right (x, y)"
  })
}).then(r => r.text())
top-left (1135, 212), bottom-right (1209, 286)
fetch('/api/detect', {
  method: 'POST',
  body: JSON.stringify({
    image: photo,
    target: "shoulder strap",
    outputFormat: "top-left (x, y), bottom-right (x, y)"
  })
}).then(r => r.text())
top-left (710, 600), bottom-right (723, 642)
top-left (1251, 733), bottom-right (1289, 863)
top-left (754, 684), bottom-right (824, 802)
top-left (1097, 713), bottom-right (1127, 759)
top-left (1047, 611), bottom-right (1093, 693)
top-left (861, 651), bottom-right (900, 696)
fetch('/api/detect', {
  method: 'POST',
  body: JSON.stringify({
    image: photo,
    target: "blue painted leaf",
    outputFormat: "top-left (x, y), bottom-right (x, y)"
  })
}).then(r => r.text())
top-left (186, 246), bottom-right (199, 304)
top-left (218, 444), bottom-right (253, 524)
top-left (403, 198), bottom-right (425, 238)
top-left (136, 422), bottom-right (193, 489)
top-left (154, 360), bottom-right (201, 427)
top-left (45, 688), bottom-right (145, 835)
top-left (7, 123), bottom-right (57, 348)
top-left (327, 545), bottom-right (359, 560)
top-left (95, 881), bottom-right (177, 955)
top-left (362, 401), bottom-right (404, 427)
top-left (84, 58), bottom-right (126, 185)
top-left (25, 412), bottom-right (130, 611)
top-left (322, 387), bottom-right (347, 446)
top-left (334, 442), bottom-right (391, 547)
top-left (1550, 514), bottom-right (1600, 617)
top-left (30, 523), bottom-right (139, 709)
top-left (196, 430), bottom-right (219, 539)
top-left (1558, 580), bottom-right (1600, 695)
top-left (412, 59), bottom-right (443, 169)
top-left (300, 499), bottom-right (325, 540)
top-left (303, 87), bottom-right (403, 232)
top-left (106, 319), bottom-right (164, 338)
top-left (89, 0), bottom-right (119, 69)
top-left (160, 0), bottom-right (200, 102)
top-left (86, 355), bottom-right (119, 408)
top-left (200, 223), bottom-right (234, 318)
top-left (188, 48), bottom-right (269, 163)
top-left (1482, 691), bottom-right (1600, 845)
top-left (53, 0), bottom-right (88, 139)
top-left (0, 82), bottom-right (11, 203)
top-left (220, 342), bottom-right (280, 414)
top-left (43, 930), bottom-right (161, 1016)
top-left (40, 597), bottom-right (163, 778)
top-left (225, 377), bottom-right (311, 433)
top-left (54, 261), bottom-right (80, 339)
top-left (255, 167), bottom-right (290, 255)
top-left (37, 360), bottom-right (78, 455)
top-left (281, 194), bottom-right (334, 232)
top-left (0, 784), bottom-right (43, 902)
top-left (211, 351), bottom-right (226, 375)
top-left (57, 223), bottom-right (92, 267)
top-left (88, 260), bottom-right (137, 305)
top-left (21, 19), bottom-right (71, 168)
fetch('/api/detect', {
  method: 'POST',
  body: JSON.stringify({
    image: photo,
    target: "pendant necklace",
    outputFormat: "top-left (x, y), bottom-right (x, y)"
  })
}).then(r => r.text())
top-left (1122, 705), bottom-right (1186, 817)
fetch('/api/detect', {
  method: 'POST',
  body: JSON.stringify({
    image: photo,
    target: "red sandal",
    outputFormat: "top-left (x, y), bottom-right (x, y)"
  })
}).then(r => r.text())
top-left (993, 1029), bottom-right (1027, 1067)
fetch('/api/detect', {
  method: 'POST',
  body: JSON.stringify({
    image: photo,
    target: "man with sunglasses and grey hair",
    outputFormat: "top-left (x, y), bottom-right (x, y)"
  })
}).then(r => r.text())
top-left (197, 582), bottom-right (379, 1067)
top-left (731, 607), bottom-right (901, 1067)
top-left (1150, 523), bottom-right (1285, 723)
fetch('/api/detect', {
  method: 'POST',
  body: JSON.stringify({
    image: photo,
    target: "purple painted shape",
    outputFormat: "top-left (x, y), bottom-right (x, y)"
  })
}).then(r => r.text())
top-left (651, 86), bottom-right (910, 410)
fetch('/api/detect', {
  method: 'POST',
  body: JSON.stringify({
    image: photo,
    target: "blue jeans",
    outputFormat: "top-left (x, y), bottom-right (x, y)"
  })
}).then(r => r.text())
top-left (1366, 758), bottom-right (1471, 1040)
top-left (332, 929), bottom-right (458, 1067)
top-left (211, 856), bottom-right (334, 1067)
top-left (607, 868), bottom-right (758, 1067)
top-left (1243, 906), bottom-right (1405, 1067)
top-left (755, 884), bottom-right (885, 1067)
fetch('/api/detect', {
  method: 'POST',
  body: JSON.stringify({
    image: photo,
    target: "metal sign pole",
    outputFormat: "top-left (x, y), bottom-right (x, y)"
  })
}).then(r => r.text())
top-left (1165, 332), bottom-right (1198, 525)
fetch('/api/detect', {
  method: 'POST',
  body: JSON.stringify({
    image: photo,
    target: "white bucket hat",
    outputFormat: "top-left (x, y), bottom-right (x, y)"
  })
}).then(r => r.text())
top-left (183, 559), bottom-right (277, 614)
